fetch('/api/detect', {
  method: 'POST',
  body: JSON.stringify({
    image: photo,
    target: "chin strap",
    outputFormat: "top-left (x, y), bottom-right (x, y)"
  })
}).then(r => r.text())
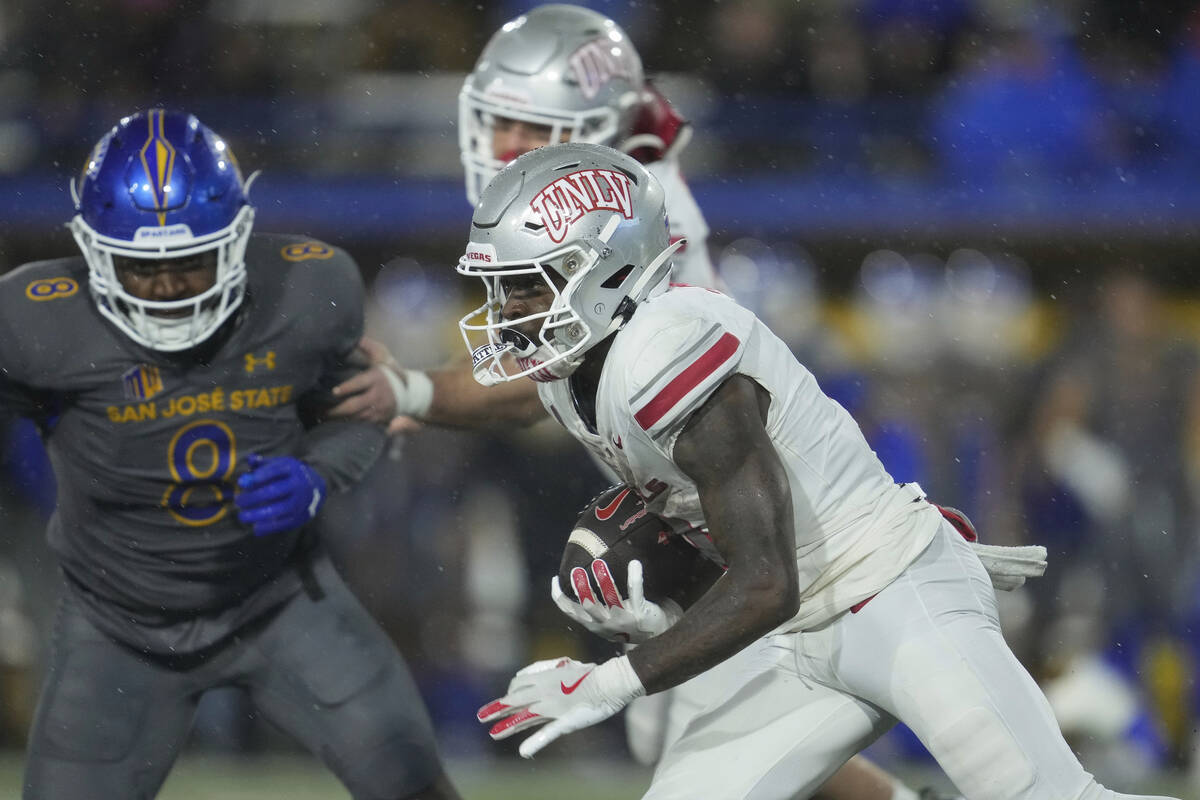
top-left (243, 170), bottom-right (262, 197)
top-left (606, 237), bottom-right (687, 333)
top-left (636, 237), bottom-right (685, 297)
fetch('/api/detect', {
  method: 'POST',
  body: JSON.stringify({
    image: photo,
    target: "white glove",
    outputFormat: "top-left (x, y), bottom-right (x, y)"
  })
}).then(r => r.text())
top-left (477, 655), bottom-right (645, 758)
top-left (970, 542), bottom-right (1048, 591)
top-left (552, 559), bottom-right (684, 644)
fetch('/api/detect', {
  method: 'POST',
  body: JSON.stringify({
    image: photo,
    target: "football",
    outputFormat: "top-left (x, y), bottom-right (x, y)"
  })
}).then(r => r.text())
top-left (559, 485), bottom-right (725, 610)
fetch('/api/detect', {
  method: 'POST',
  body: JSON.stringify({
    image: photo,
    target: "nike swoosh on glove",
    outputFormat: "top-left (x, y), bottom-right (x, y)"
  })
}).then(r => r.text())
top-left (552, 559), bottom-right (683, 644)
top-left (477, 655), bottom-right (645, 758)
top-left (235, 454), bottom-right (326, 537)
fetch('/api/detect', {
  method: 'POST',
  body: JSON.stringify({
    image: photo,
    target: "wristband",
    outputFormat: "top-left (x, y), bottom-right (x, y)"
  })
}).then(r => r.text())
top-left (381, 366), bottom-right (434, 418)
top-left (594, 654), bottom-right (647, 703)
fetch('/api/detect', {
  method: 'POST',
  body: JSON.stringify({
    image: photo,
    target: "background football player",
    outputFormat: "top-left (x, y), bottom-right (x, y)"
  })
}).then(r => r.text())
top-left (7, 109), bottom-right (461, 800)
top-left (467, 141), bottom-right (1175, 800)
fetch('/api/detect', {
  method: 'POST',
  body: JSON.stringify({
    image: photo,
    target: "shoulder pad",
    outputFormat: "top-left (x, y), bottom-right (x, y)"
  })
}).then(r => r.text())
top-left (0, 257), bottom-right (88, 305)
top-left (245, 233), bottom-right (344, 265)
top-left (0, 257), bottom-right (91, 381)
top-left (0, 261), bottom-right (87, 314)
top-left (625, 309), bottom-right (744, 442)
top-left (245, 234), bottom-right (360, 288)
top-left (246, 233), bottom-right (364, 356)
top-left (278, 239), bottom-right (339, 263)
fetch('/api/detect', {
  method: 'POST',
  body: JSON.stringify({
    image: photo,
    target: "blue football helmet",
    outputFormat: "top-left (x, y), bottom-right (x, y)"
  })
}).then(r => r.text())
top-left (69, 109), bottom-right (255, 351)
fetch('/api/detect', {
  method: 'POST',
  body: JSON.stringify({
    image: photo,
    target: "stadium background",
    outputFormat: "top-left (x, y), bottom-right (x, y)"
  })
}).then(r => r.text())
top-left (0, 0), bottom-right (1199, 796)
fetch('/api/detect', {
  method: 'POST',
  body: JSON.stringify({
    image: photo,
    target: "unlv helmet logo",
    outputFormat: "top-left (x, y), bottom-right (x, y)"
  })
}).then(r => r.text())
top-left (568, 38), bottom-right (637, 100)
top-left (530, 169), bottom-right (634, 243)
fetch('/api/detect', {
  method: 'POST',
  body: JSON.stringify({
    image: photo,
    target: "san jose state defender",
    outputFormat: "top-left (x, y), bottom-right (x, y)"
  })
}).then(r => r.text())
top-left (8, 110), bottom-right (461, 800)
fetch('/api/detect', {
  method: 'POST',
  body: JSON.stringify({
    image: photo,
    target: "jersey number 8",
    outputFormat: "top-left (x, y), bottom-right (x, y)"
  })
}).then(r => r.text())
top-left (161, 419), bottom-right (237, 527)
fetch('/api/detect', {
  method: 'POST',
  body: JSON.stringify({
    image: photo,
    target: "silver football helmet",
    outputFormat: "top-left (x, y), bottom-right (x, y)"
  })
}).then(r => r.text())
top-left (459, 4), bottom-right (645, 205)
top-left (458, 142), bottom-right (682, 385)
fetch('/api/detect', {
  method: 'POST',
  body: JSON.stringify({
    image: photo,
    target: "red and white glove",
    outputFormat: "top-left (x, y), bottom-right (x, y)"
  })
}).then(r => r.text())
top-left (477, 655), bottom-right (645, 758)
top-left (552, 559), bottom-right (683, 644)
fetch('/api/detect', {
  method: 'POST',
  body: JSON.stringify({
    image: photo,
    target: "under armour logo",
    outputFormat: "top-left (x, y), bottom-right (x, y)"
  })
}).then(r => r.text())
top-left (244, 351), bottom-right (276, 373)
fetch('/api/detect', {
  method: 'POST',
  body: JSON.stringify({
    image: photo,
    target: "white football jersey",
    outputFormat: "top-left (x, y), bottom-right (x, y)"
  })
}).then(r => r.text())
top-left (647, 158), bottom-right (716, 289)
top-left (537, 285), bottom-right (940, 630)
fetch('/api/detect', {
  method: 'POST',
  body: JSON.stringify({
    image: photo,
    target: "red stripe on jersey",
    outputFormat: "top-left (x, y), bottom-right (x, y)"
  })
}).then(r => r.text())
top-left (850, 593), bottom-right (877, 614)
top-left (634, 332), bottom-right (740, 430)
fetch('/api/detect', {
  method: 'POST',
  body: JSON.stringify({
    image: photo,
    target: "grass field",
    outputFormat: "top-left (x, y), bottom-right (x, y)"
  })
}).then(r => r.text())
top-left (0, 751), bottom-right (657, 800)
top-left (2, 751), bottom-right (1196, 799)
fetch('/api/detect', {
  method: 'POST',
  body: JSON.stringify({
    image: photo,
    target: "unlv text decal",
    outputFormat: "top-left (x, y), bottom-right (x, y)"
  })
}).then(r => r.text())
top-left (568, 38), bottom-right (637, 100)
top-left (530, 168), bottom-right (633, 243)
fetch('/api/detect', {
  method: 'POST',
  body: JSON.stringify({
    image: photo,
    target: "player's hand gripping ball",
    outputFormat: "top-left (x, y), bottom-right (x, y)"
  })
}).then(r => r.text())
top-left (554, 485), bottom-right (725, 643)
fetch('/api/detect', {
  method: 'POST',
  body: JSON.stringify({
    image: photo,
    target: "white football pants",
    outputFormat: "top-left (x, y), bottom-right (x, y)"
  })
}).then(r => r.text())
top-left (643, 522), bottom-right (1179, 800)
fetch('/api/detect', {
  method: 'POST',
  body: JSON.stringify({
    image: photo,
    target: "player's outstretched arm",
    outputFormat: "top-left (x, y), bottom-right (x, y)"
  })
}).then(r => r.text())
top-left (422, 354), bottom-right (547, 428)
top-left (329, 337), bottom-right (546, 430)
top-left (325, 336), bottom-right (411, 427)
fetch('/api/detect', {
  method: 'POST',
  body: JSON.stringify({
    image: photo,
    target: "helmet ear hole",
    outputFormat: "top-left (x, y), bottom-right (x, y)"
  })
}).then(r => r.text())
top-left (601, 265), bottom-right (634, 289)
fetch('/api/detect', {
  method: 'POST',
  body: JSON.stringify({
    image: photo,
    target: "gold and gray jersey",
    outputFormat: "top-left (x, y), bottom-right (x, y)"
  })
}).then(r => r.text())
top-left (0, 233), bottom-right (386, 653)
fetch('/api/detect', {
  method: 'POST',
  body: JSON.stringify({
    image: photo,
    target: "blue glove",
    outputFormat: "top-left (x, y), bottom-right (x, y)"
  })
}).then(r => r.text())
top-left (235, 454), bottom-right (326, 537)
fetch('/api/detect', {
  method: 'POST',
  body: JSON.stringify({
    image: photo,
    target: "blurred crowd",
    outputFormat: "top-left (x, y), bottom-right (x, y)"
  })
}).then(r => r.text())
top-left (2, 0), bottom-right (1200, 793)
top-left (1, 0), bottom-right (1200, 181)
